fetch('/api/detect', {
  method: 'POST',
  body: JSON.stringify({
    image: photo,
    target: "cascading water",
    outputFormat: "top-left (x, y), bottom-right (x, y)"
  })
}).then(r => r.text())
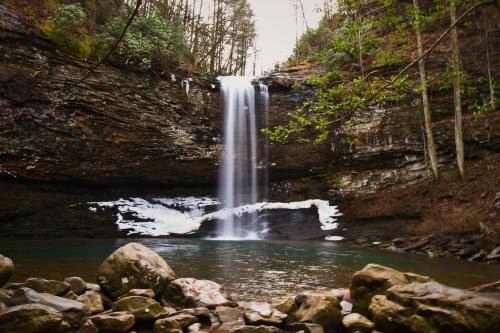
top-left (217, 76), bottom-right (267, 239)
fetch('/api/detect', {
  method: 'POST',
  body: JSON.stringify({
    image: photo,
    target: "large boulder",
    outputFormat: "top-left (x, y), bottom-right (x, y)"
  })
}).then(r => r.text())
top-left (292, 293), bottom-right (342, 331)
top-left (369, 281), bottom-right (500, 333)
top-left (164, 278), bottom-right (235, 309)
top-left (0, 255), bottom-right (14, 287)
top-left (0, 303), bottom-right (63, 333)
top-left (112, 295), bottom-right (166, 321)
top-left (89, 311), bottom-right (135, 332)
top-left (9, 287), bottom-right (90, 327)
top-left (97, 242), bottom-right (176, 298)
top-left (350, 264), bottom-right (433, 315)
top-left (23, 278), bottom-right (70, 296)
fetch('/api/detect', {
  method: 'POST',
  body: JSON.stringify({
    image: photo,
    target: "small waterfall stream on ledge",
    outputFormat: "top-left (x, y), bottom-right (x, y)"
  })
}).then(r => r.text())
top-left (218, 76), bottom-right (266, 239)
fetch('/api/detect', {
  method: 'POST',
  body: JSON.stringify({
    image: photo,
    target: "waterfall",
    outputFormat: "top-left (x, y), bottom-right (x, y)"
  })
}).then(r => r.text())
top-left (218, 76), bottom-right (267, 239)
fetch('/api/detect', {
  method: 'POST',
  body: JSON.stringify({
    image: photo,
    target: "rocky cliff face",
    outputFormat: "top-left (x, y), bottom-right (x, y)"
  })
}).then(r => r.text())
top-left (0, 6), bottom-right (327, 187)
top-left (1, 7), bottom-right (222, 186)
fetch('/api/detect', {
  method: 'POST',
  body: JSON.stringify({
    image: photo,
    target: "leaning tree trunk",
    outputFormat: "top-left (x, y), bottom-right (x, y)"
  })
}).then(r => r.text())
top-left (451, 0), bottom-right (465, 179)
top-left (413, 0), bottom-right (439, 179)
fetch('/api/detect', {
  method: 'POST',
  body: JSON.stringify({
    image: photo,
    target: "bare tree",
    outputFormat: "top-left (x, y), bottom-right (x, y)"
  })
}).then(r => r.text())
top-left (413, 0), bottom-right (439, 178)
top-left (450, 0), bottom-right (465, 179)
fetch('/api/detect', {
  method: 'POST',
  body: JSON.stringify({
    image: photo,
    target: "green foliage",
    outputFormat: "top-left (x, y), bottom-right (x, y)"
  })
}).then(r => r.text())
top-left (99, 11), bottom-right (188, 69)
top-left (268, 0), bottom-right (496, 145)
top-left (45, 3), bottom-right (93, 58)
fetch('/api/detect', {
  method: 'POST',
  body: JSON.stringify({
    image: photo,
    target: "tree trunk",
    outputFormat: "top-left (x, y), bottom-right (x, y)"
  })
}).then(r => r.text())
top-left (482, 12), bottom-right (496, 111)
top-left (451, 0), bottom-right (465, 179)
top-left (413, 0), bottom-right (439, 179)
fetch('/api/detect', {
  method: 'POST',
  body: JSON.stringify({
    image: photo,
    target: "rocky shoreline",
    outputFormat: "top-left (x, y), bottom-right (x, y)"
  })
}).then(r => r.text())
top-left (1, 243), bottom-right (500, 333)
top-left (342, 235), bottom-right (500, 265)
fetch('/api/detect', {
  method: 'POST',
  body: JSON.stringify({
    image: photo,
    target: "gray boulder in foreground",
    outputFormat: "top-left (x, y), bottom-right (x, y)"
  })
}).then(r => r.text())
top-left (97, 242), bottom-right (176, 298)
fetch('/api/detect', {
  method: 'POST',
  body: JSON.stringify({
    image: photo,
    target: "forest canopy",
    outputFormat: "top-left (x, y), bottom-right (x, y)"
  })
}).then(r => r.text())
top-left (5, 0), bottom-right (257, 74)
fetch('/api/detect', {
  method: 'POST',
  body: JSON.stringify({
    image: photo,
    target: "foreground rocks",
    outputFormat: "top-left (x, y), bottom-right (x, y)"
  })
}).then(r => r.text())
top-left (0, 303), bottom-right (63, 333)
top-left (370, 282), bottom-right (500, 333)
top-left (1, 245), bottom-right (499, 333)
top-left (164, 278), bottom-right (236, 309)
top-left (350, 263), bottom-right (433, 315)
top-left (97, 242), bottom-right (176, 298)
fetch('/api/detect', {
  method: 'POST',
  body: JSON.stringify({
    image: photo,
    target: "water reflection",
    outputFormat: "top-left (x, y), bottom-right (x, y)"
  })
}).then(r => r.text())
top-left (1, 238), bottom-right (499, 301)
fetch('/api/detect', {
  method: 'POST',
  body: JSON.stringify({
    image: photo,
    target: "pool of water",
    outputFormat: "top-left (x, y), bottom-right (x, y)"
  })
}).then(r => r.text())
top-left (1, 238), bottom-right (499, 301)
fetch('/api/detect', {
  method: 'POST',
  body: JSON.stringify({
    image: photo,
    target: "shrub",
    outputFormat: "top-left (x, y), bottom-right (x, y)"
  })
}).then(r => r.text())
top-left (44, 3), bottom-right (93, 58)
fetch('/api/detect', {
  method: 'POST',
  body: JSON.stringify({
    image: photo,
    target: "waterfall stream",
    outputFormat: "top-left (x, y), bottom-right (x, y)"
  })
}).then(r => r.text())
top-left (218, 76), bottom-right (267, 239)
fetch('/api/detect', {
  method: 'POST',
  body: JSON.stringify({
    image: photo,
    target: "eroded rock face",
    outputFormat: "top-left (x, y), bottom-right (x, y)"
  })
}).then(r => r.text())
top-left (164, 278), bottom-right (235, 309)
top-left (0, 255), bottom-right (14, 287)
top-left (369, 282), bottom-right (500, 333)
top-left (89, 311), bottom-right (135, 332)
top-left (97, 242), bottom-right (176, 298)
top-left (0, 303), bottom-right (63, 333)
top-left (350, 264), bottom-right (433, 315)
top-left (112, 296), bottom-right (166, 321)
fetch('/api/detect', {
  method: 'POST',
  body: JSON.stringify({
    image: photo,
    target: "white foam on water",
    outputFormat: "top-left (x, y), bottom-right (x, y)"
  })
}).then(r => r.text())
top-left (88, 198), bottom-right (342, 237)
top-left (325, 235), bottom-right (345, 241)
